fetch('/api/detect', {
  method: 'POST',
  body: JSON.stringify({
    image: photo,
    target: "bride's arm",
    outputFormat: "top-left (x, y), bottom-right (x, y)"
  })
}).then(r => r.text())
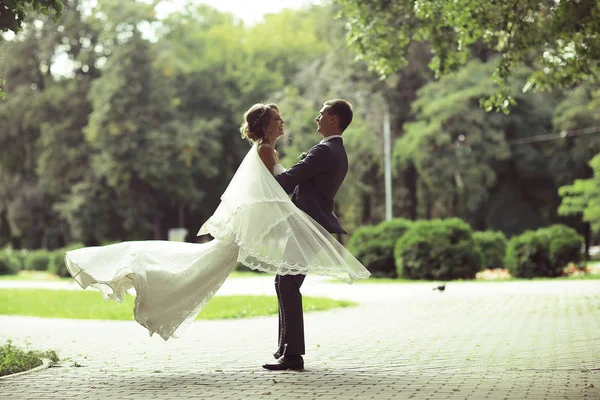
top-left (258, 143), bottom-right (277, 175)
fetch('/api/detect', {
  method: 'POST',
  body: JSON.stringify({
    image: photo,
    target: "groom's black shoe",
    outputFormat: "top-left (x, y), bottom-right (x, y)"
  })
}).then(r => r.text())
top-left (262, 355), bottom-right (304, 371)
top-left (273, 350), bottom-right (282, 359)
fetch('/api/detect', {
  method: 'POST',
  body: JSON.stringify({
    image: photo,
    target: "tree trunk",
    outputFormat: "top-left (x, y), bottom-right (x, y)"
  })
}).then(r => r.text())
top-left (403, 163), bottom-right (418, 220)
top-left (153, 215), bottom-right (161, 240)
top-left (178, 204), bottom-right (185, 227)
top-left (584, 222), bottom-right (591, 261)
top-left (361, 193), bottom-right (371, 225)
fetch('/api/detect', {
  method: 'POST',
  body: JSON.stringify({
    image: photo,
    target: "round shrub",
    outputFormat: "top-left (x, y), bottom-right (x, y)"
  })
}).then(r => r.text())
top-left (348, 219), bottom-right (413, 277)
top-left (539, 225), bottom-right (583, 271)
top-left (473, 231), bottom-right (507, 270)
top-left (505, 224), bottom-right (583, 278)
top-left (48, 243), bottom-right (84, 278)
top-left (23, 250), bottom-right (51, 271)
top-left (348, 225), bottom-right (389, 276)
top-left (505, 231), bottom-right (551, 278)
top-left (0, 249), bottom-right (21, 275)
top-left (394, 218), bottom-right (482, 280)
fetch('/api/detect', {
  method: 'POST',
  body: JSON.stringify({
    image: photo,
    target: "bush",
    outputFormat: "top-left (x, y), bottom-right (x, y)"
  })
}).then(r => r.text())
top-left (348, 219), bottom-right (413, 277)
top-left (473, 231), bottom-right (507, 270)
top-left (505, 224), bottom-right (583, 278)
top-left (505, 231), bottom-right (550, 278)
top-left (48, 243), bottom-right (84, 278)
top-left (394, 218), bottom-right (482, 280)
top-left (23, 250), bottom-right (51, 271)
top-left (540, 225), bottom-right (584, 270)
top-left (0, 249), bottom-right (21, 275)
top-left (0, 340), bottom-right (59, 377)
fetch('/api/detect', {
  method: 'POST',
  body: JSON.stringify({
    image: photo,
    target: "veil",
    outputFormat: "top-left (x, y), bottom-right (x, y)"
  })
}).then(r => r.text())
top-left (198, 142), bottom-right (370, 283)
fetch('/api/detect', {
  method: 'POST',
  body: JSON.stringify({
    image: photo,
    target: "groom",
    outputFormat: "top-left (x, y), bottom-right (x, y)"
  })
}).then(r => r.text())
top-left (262, 99), bottom-right (353, 371)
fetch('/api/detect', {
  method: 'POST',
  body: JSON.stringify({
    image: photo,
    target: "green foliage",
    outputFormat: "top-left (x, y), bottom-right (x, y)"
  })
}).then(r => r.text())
top-left (23, 250), bottom-right (50, 271)
top-left (347, 219), bottom-right (413, 277)
top-left (472, 231), bottom-right (507, 270)
top-left (0, 289), bottom-right (355, 320)
top-left (335, 0), bottom-right (600, 112)
top-left (559, 153), bottom-right (600, 234)
top-left (540, 225), bottom-right (584, 270)
top-left (0, 340), bottom-right (59, 377)
top-left (347, 226), bottom-right (384, 275)
top-left (394, 218), bottom-right (482, 280)
top-left (0, 0), bottom-right (63, 34)
top-left (505, 224), bottom-right (583, 278)
top-left (547, 85), bottom-right (600, 186)
top-left (0, 0), bottom-right (64, 100)
top-left (48, 243), bottom-right (83, 277)
top-left (394, 58), bottom-right (583, 236)
top-left (395, 60), bottom-right (511, 222)
top-left (0, 249), bottom-right (21, 275)
top-left (1, 0), bottom-right (598, 251)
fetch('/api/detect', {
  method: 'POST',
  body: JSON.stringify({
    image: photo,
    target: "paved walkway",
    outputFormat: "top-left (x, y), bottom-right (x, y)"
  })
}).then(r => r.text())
top-left (0, 276), bottom-right (599, 399)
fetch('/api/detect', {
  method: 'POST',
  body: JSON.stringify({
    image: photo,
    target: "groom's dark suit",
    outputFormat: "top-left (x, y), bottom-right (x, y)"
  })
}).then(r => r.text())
top-left (274, 136), bottom-right (348, 356)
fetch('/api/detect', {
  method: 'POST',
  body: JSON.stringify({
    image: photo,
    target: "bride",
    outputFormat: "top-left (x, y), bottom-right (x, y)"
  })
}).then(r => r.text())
top-left (65, 103), bottom-right (370, 341)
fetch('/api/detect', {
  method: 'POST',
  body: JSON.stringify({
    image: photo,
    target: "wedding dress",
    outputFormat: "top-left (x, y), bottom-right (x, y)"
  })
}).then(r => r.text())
top-left (65, 142), bottom-right (370, 341)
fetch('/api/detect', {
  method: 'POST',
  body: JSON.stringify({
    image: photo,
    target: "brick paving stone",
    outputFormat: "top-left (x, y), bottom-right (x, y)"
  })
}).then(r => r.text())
top-left (0, 278), bottom-right (599, 399)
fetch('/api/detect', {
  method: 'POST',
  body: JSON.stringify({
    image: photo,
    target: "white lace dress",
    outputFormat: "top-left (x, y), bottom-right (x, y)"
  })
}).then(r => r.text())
top-left (65, 143), bottom-right (370, 341)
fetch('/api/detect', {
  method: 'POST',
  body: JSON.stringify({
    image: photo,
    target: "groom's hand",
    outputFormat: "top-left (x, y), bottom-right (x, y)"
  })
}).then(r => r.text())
top-left (275, 145), bottom-right (332, 194)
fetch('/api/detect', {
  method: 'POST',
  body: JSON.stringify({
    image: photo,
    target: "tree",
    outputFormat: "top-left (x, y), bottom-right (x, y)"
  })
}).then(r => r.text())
top-left (334, 0), bottom-right (600, 112)
top-left (394, 59), bottom-right (511, 223)
top-left (0, 0), bottom-right (64, 99)
top-left (547, 84), bottom-right (600, 186)
top-left (0, 0), bottom-right (63, 34)
top-left (393, 59), bottom-right (575, 236)
top-left (559, 153), bottom-right (600, 235)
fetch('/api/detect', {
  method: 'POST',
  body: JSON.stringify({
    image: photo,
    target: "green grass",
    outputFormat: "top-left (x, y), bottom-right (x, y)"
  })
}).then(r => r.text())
top-left (0, 340), bottom-right (59, 377)
top-left (0, 289), bottom-right (356, 320)
top-left (0, 270), bottom-right (71, 281)
top-left (345, 273), bottom-right (600, 284)
top-left (0, 270), bottom-right (266, 281)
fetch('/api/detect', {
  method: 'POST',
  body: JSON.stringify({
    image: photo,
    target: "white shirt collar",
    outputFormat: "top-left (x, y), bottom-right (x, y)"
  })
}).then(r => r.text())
top-left (320, 135), bottom-right (342, 144)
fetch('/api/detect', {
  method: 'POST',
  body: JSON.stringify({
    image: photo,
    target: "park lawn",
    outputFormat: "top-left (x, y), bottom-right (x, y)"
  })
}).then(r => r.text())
top-left (0, 270), bottom-right (267, 281)
top-left (0, 271), bottom-right (72, 281)
top-left (0, 289), bottom-right (355, 320)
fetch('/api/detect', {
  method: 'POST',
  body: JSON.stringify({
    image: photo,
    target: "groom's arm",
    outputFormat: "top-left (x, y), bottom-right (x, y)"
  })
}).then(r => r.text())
top-left (275, 144), bottom-right (332, 194)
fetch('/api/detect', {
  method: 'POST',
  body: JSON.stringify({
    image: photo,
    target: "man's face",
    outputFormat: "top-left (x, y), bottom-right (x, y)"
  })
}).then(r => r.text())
top-left (316, 105), bottom-right (335, 135)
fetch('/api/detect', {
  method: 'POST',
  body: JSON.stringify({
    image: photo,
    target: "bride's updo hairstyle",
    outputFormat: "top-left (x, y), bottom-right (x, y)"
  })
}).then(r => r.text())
top-left (240, 103), bottom-right (279, 143)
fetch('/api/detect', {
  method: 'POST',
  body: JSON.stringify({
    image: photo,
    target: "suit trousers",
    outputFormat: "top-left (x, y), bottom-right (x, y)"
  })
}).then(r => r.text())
top-left (274, 274), bottom-right (306, 356)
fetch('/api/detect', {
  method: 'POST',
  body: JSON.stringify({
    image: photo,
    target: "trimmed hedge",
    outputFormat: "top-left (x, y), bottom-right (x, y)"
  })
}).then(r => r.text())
top-left (394, 218), bottom-right (482, 280)
top-left (348, 219), bottom-right (413, 277)
top-left (23, 250), bottom-right (51, 271)
top-left (505, 224), bottom-right (583, 278)
top-left (473, 231), bottom-right (507, 270)
top-left (49, 243), bottom-right (84, 278)
top-left (0, 249), bottom-right (21, 275)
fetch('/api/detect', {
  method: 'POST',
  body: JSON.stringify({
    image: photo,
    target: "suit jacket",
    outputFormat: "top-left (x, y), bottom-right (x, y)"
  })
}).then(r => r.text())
top-left (275, 137), bottom-right (348, 234)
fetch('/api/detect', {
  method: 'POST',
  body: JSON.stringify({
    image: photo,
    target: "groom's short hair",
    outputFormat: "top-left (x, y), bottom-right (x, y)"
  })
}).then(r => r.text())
top-left (324, 99), bottom-right (353, 132)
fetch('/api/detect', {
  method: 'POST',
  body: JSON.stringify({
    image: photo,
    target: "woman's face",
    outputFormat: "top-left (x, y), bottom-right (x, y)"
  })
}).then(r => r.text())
top-left (265, 108), bottom-right (285, 141)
